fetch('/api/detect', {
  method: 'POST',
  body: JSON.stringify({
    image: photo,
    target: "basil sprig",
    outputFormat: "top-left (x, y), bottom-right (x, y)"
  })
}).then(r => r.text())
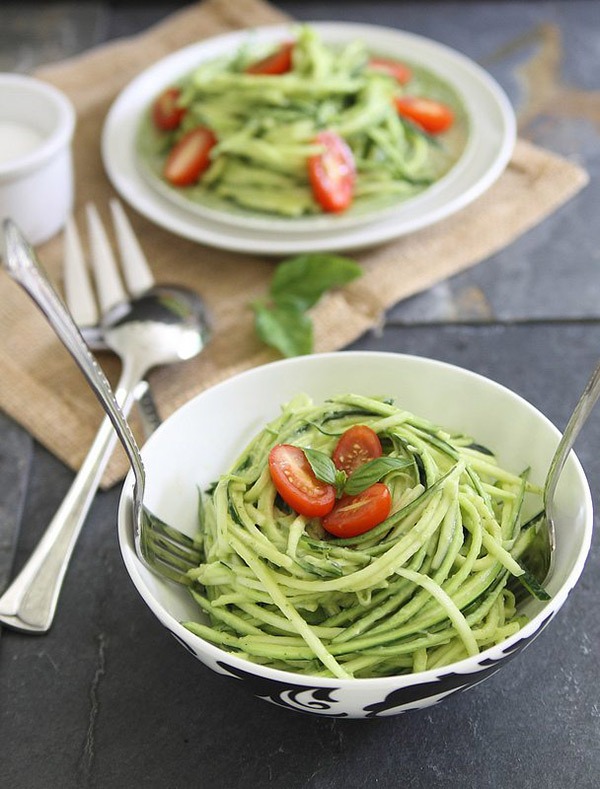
top-left (252, 254), bottom-right (362, 358)
top-left (303, 448), bottom-right (348, 497)
top-left (304, 448), bottom-right (411, 498)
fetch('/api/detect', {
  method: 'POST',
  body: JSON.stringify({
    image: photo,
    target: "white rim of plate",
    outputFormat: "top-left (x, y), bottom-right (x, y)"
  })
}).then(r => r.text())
top-left (102, 22), bottom-right (516, 255)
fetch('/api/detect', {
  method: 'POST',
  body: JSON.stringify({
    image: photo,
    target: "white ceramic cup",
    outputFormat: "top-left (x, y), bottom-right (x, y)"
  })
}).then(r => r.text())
top-left (0, 73), bottom-right (76, 246)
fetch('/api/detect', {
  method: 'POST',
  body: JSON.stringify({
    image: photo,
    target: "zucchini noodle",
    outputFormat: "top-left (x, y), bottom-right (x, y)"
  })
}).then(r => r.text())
top-left (183, 393), bottom-right (545, 679)
top-left (137, 26), bottom-right (467, 218)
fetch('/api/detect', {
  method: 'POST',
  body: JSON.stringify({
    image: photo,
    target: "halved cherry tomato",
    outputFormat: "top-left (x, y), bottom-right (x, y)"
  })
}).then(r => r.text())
top-left (332, 425), bottom-right (383, 476)
top-left (308, 131), bottom-right (356, 213)
top-left (394, 96), bottom-right (454, 134)
top-left (152, 87), bottom-right (187, 131)
top-left (368, 58), bottom-right (412, 85)
top-left (268, 444), bottom-right (336, 518)
top-left (163, 127), bottom-right (217, 187)
top-left (322, 483), bottom-right (392, 538)
top-left (246, 42), bottom-right (294, 75)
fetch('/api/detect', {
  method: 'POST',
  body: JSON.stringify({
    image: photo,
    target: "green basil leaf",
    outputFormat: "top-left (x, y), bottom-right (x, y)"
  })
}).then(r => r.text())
top-left (303, 448), bottom-right (339, 485)
top-left (344, 457), bottom-right (413, 496)
top-left (270, 254), bottom-right (363, 311)
top-left (252, 301), bottom-right (313, 357)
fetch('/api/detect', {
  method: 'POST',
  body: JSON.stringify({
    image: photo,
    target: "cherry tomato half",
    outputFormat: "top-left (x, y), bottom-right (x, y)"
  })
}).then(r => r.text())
top-left (246, 42), bottom-right (294, 75)
top-left (394, 96), bottom-right (454, 134)
top-left (152, 87), bottom-right (187, 131)
top-left (163, 127), bottom-right (217, 187)
top-left (332, 425), bottom-right (383, 476)
top-left (308, 131), bottom-right (356, 213)
top-left (322, 483), bottom-right (392, 538)
top-left (268, 444), bottom-right (336, 518)
top-left (368, 58), bottom-right (412, 85)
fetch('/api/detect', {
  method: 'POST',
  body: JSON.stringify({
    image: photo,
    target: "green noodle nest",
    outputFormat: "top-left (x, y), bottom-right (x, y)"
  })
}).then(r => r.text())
top-left (137, 25), bottom-right (467, 218)
top-left (183, 393), bottom-right (545, 680)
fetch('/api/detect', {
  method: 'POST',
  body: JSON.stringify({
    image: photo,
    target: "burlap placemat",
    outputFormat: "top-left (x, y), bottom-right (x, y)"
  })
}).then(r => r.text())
top-left (0, 0), bottom-right (589, 487)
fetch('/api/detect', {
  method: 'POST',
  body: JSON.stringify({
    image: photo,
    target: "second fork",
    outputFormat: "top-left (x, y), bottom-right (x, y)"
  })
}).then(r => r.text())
top-left (64, 202), bottom-right (163, 439)
top-left (0, 204), bottom-right (209, 633)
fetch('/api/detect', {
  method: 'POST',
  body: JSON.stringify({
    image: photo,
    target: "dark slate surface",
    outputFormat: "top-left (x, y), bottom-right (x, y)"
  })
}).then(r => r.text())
top-left (0, 414), bottom-right (30, 595)
top-left (1, 324), bottom-right (599, 789)
top-left (1, 2), bottom-right (599, 788)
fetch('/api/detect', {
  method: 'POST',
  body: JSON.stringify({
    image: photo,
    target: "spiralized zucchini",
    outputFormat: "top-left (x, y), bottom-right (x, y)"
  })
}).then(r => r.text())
top-left (137, 26), bottom-right (467, 218)
top-left (183, 393), bottom-right (546, 680)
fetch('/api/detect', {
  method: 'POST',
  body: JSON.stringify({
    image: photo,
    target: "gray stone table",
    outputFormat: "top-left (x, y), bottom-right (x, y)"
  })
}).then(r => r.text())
top-left (1, 2), bottom-right (598, 787)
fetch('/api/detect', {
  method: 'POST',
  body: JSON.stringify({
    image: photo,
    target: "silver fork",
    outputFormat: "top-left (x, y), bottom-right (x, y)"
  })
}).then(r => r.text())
top-left (0, 219), bottom-right (204, 588)
top-left (140, 510), bottom-right (202, 585)
top-left (64, 202), bottom-right (162, 439)
top-left (2, 219), bottom-right (202, 591)
top-left (0, 206), bottom-right (209, 633)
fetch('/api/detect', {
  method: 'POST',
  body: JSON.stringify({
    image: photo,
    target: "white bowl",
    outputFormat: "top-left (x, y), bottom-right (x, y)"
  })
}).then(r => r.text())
top-left (0, 73), bottom-right (75, 246)
top-left (117, 352), bottom-right (592, 718)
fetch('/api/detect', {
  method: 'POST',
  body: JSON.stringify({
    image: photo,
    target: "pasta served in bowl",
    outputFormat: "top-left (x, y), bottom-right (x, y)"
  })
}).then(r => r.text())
top-left (117, 352), bottom-right (592, 717)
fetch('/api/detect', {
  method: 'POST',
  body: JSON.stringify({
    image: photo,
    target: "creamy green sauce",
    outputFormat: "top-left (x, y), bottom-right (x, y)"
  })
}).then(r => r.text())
top-left (136, 28), bottom-right (469, 221)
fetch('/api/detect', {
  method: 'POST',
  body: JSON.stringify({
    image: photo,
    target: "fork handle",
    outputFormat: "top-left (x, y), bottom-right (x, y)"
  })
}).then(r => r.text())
top-left (0, 382), bottom-right (138, 633)
top-left (1, 220), bottom-right (149, 634)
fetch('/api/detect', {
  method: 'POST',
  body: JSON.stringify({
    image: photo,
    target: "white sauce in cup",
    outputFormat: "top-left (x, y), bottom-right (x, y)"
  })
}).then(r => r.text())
top-left (0, 120), bottom-right (44, 165)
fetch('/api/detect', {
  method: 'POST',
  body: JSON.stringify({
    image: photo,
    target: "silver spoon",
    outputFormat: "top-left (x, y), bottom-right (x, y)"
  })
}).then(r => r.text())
top-left (0, 219), bottom-right (210, 633)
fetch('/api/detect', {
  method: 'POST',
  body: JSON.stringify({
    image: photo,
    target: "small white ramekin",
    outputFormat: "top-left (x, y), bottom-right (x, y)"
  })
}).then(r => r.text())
top-left (0, 73), bottom-right (76, 246)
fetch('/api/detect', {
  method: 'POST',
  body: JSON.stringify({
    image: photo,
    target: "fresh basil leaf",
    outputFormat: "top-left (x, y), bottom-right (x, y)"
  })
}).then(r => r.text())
top-left (252, 301), bottom-right (313, 357)
top-left (270, 254), bottom-right (363, 311)
top-left (252, 253), bottom-right (362, 357)
top-left (344, 457), bottom-right (413, 496)
top-left (303, 448), bottom-right (338, 485)
top-left (303, 448), bottom-right (348, 497)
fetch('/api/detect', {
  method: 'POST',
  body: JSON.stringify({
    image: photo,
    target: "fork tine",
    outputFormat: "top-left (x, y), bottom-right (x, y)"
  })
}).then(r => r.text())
top-left (86, 202), bottom-right (127, 313)
top-left (109, 199), bottom-right (155, 297)
top-left (140, 509), bottom-right (201, 585)
top-left (63, 215), bottom-right (99, 328)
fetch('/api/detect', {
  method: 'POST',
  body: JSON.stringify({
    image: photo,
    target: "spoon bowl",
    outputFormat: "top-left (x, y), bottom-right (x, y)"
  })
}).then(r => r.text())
top-left (102, 284), bottom-right (210, 372)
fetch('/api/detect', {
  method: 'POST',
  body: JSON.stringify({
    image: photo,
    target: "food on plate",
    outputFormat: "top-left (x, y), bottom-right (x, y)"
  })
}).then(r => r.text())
top-left (394, 96), bottom-right (454, 134)
top-left (137, 26), bottom-right (467, 218)
top-left (162, 126), bottom-right (217, 186)
top-left (182, 393), bottom-right (548, 679)
top-left (151, 86), bottom-right (187, 131)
